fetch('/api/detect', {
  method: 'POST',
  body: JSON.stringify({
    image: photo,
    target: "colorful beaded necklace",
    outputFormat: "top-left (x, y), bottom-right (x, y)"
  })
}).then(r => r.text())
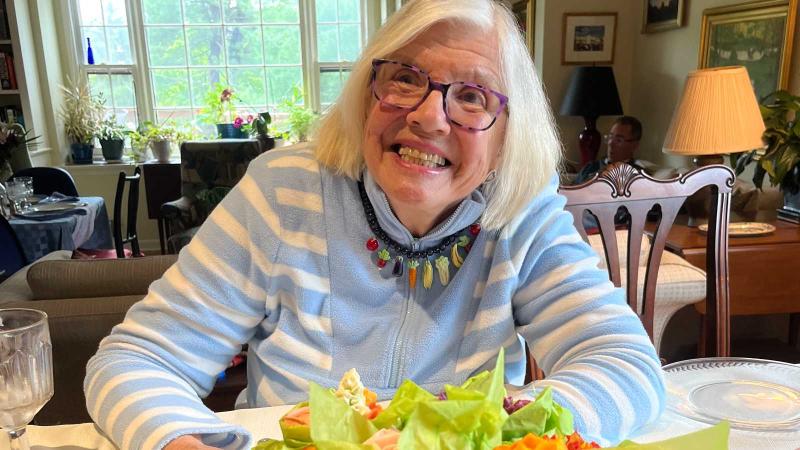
top-left (358, 181), bottom-right (481, 289)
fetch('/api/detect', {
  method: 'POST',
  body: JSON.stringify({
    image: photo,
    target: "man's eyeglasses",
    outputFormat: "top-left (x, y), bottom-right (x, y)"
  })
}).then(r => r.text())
top-left (370, 59), bottom-right (508, 131)
top-left (604, 134), bottom-right (639, 144)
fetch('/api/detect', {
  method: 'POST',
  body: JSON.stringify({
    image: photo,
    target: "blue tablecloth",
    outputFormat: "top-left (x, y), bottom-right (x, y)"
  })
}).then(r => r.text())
top-left (8, 197), bottom-right (113, 262)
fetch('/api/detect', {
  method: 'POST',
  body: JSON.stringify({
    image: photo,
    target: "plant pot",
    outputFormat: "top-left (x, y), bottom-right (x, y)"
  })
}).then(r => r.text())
top-left (99, 139), bottom-right (125, 162)
top-left (70, 142), bottom-right (94, 165)
top-left (256, 135), bottom-right (275, 151)
top-left (150, 140), bottom-right (172, 163)
top-left (217, 123), bottom-right (248, 139)
top-left (784, 190), bottom-right (800, 213)
top-left (273, 138), bottom-right (285, 148)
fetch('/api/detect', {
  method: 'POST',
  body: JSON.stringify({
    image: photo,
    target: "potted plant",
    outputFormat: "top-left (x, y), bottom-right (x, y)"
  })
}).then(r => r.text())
top-left (200, 83), bottom-right (246, 139)
top-left (0, 122), bottom-right (37, 181)
top-left (242, 111), bottom-right (275, 150)
top-left (96, 118), bottom-right (129, 162)
top-left (734, 90), bottom-right (800, 211)
top-left (60, 76), bottom-right (104, 164)
top-left (279, 86), bottom-right (319, 143)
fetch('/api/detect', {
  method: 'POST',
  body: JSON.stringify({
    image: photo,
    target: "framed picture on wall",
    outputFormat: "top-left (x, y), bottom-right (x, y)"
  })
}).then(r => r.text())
top-left (562, 13), bottom-right (617, 65)
top-left (642, 0), bottom-right (685, 33)
top-left (699, 0), bottom-right (798, 101)
top-left (512, 0), bottom-right (535, 57)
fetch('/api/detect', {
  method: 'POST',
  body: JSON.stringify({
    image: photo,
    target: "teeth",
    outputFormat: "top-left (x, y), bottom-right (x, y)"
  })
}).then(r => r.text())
top-left (397, 146), bottom-right (446, 167)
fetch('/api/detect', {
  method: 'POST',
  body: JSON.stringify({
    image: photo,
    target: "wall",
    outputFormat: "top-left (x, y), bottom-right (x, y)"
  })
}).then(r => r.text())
top-left (537, 0), bottom-right (640, 164)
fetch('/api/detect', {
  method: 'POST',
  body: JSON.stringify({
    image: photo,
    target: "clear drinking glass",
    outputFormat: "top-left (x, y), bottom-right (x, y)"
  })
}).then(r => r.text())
top-left (0, 309), bottom-right (53, 450)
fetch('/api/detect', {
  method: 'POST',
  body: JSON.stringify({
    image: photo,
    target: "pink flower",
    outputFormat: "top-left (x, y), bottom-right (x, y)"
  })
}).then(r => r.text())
top-left (220, 88), bottom-right (233, 102)
top-left (247, 115), bottom-right (254, 123)
top-left (233, 116), bottom-right (244, 128)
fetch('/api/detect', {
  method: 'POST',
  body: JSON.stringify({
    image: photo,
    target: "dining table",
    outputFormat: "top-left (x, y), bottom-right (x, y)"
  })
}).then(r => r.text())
top-left (20, 367), bottom-right (800, 450)
top-left (7, 196), bottom-right (113, 262)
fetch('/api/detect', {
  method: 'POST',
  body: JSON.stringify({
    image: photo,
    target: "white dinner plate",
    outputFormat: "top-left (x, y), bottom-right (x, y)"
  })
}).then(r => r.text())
top-left (664, 357), bottom-right (800, 432)
top-left (16, 201), bottom-right (87, 216)
top-left (698, 222), bottom-right (776, 237)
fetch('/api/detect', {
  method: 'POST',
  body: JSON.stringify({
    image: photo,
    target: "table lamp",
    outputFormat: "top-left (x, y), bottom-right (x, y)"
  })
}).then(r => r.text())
top-left (559, 66), bottom-right (624, 167)
top-left (662, 66), bottom-right (765, 166)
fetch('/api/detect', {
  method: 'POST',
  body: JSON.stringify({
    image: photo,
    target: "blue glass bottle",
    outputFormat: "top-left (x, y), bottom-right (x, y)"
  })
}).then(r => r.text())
top-left (87, 37), bottom-right (95, 65)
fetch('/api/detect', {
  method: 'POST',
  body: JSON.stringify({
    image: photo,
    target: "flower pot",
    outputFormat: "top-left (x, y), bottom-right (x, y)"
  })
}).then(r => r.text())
top-left (784, 190), bottom-right (800, 213)
top-left (70, 142), bottom-right (94, 164)
top-left (256, 135), bottom-right (275, 151)
top-left (150, 140), bottom-right (172, 163)
top-left (99, 139), bottom-right (125, 162)
top-left (217, 123), bottom-right (248, 139)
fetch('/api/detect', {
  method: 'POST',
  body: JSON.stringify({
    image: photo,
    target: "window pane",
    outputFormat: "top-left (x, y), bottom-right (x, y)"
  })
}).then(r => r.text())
top-left (319, 71), bottom-right (344, 105)
top-left (266, 67), bottom-right (302, 104)
top-left (82, 27), bottom-right (108, 64)
top-left (156, 109), bottom-right (194, 123)
top-left (111, 74), bottom-right (136, 108)
top-left (263, 25), bottom-right (300, 64)
top-left (88, 73), bottom-right (112, 104)
top-left (229, 67), bottom-right (266, 108)
top-left (103, 0), bottom-right (128, 25)
top-left (223, 0), bottom-right (260, 24)
top-left (142, 0), bottom-right (182, 24)
top-left (262, 0), bottom-right (299, 23)
top-left (186, 27), bottom-right (224, 65)
top-left (79, 0), bottom-right (103, 26)
top-left (114, 109), bottom-right (138, 129)
top-left (338, 24), bottom-right (360, 61)
top-left (190, 68), bottom-right (225, 106)
top-left (316, 24), bottom-right (338, 62)
top-left (152, 69), bottom-right (190, 107)
top-left (147, 27), bottom-right (187, 66)
top-left (337, 0), bottom-right (359, 22)
top-left (107, 27), bottom-right (133, 64)
top-left (226, 26), bottom-right (263, 65)
top-left (184, 0), bottom-right (221, 24)
top-left (316, 0), bottom-right (337, 22)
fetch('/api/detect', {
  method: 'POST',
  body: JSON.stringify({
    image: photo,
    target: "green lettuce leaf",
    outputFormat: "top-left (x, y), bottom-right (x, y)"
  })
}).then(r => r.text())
top-left (309, 382), bottom-right (377, 444)
top-left (371, 379), bottom-right (436, 430)
top-left (397, 400), bottom-right (505, 450)
top-left (501, 387), bottom-right (573, 441)
top-left (252, 438), bottom-right (290, 450)
top-left (610, 421), bottom-right (729, 449)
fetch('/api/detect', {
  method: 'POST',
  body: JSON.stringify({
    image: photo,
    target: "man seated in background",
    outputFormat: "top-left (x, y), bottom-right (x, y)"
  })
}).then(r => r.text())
top-left (573, 116), bottom-right (655, 184)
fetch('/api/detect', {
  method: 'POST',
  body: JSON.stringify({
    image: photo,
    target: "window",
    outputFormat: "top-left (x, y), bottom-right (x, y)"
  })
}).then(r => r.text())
top-left (71, 0), bottom-right (370, 134)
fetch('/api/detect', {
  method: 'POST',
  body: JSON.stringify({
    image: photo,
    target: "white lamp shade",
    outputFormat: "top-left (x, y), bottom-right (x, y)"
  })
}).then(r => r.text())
top-left (663, 66), bottom-right (765, 156)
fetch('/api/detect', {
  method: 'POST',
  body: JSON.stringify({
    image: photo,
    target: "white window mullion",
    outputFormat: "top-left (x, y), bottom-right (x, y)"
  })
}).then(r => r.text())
top-left (127, 0), bottom-right (154, 123)
top-left (299, 0), bottom-right (319, 112)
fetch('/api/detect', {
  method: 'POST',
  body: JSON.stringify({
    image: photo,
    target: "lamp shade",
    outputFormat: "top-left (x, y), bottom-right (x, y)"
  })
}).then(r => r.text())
top-left (559, 66), bottom-right (623, 118)
top-left (663, 66), bottom-right (765, 156)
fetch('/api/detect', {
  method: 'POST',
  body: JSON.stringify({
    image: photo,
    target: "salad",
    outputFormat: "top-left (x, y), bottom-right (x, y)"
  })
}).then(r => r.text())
top-left (254, 350), bottom-right (729, 450)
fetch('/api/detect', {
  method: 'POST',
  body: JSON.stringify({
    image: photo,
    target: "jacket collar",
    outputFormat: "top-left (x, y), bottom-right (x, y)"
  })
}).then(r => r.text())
top-left (362, 171), bottom-right (486, 249)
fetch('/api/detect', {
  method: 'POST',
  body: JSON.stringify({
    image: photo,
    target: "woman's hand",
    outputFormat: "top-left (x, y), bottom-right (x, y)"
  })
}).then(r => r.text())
top-left (163, 434), bottom-right (221, 450)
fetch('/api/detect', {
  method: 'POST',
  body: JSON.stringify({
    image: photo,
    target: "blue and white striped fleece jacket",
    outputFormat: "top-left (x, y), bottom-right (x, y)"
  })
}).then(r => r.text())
top-left (84, 145), bottom-right (665, 449)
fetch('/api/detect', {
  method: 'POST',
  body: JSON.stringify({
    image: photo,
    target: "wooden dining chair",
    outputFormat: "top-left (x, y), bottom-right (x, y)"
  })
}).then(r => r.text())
top-left (113, 166), bottom-right (142, 258)
top-left (524, 163), bottom-right (734, 383)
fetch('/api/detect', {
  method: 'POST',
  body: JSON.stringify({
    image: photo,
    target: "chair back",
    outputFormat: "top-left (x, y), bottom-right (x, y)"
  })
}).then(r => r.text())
top-left (178, 139), bottom-right (263, 219)
top-left (0, 215), bottom-right (26, 281)
top-left (113, 167), bottom-right (141, 258)
top-left (13, 167), bottom-right (79, 196)
top-left (558, 162), bottom-right (734, 357)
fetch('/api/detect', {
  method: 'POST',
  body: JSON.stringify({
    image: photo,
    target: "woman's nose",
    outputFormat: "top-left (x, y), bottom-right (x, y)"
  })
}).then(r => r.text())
top-left (406, 90), bottom-right (451, 135)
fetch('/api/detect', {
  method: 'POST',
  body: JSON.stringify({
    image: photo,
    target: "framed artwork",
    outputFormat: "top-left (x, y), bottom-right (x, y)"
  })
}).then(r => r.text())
top-left (699, 0), bottom-right (798, 101)
top-left (562, 13), bottom-right (617, 65)
top-left (642, 0), bottom-right (685, 33)
top-left (512, 0), bottom-right (535, 57)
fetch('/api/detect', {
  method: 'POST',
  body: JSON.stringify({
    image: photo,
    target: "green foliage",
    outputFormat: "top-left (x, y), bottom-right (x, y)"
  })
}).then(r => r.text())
top-left (95, 118), bottom-right (129, 141)
top-left (199, 82), bottom-right (239, 125)
top-left (60, 76), bottom-right (105, 144)
top-left (278, 85), bottom-right (319, 142)
top-left (242, 112), bottom-right (272, 137)
top-left (734, 90), bottom-right (800, 194)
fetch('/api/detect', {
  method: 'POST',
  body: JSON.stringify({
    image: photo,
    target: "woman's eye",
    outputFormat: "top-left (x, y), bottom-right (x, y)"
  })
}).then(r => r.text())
top-left (392, 70), bottom-right (421, 85)
top-left (456, 88), bottom-right (487, 107)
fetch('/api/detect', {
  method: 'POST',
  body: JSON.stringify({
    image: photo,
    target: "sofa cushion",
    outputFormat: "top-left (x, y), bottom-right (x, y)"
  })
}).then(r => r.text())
top-left (27, 255), bottom-right (178, 300)
top-left (0, 250), bottom-right (72, 305)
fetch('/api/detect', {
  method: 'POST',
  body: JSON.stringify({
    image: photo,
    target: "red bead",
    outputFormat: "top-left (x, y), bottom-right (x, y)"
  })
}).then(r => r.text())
top-left (469, 223), bottom-right (481, 236)
top-left (465, 243), bottom-right (472, 252)
top-left (377, 259), bottom-right (387, 268)
top-left (366, 238), bottom-right (379, 251)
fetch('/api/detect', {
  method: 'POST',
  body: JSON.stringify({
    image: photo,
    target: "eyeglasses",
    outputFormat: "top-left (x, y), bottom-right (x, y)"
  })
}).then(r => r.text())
top-left (604, 134), bottom-right (639, 144)
top-left (370, 59), bottom-right (509, 131)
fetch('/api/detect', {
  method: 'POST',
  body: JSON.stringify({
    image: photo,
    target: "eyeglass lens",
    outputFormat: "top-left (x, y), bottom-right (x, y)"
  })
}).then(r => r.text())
top-left (372, 60), bottom-right (504, 130)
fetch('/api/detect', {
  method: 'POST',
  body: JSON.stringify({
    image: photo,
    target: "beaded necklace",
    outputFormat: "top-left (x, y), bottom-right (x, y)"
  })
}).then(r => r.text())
top-left (358, 181), bottom-right (480, 289)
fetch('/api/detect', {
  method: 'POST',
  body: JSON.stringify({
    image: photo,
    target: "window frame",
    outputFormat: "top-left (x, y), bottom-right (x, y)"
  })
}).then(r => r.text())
top-left (66, 0), bottom-right (382, 127)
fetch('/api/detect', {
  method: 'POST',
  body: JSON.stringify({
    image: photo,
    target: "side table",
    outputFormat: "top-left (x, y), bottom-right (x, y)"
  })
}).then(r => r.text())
top-left (664, 220), bottom-right (800, 352)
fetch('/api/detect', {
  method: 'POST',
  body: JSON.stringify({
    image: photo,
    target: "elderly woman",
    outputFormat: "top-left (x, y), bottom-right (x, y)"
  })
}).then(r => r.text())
top-left (85, 1), bottom-right (664, 449)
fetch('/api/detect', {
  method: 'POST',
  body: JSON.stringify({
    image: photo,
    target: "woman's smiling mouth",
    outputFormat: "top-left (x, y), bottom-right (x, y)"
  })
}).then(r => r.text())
top-left (392, 144), bottom-right (450, 168)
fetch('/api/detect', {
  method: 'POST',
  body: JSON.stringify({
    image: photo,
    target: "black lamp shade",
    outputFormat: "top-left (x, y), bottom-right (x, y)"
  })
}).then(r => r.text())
top-left (559, 66), bottom-right (623, 118)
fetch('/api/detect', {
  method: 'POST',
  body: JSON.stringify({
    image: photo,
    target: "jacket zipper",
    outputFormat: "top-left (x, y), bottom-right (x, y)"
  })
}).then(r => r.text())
top-left (388, 239), bottom-right (419, 387)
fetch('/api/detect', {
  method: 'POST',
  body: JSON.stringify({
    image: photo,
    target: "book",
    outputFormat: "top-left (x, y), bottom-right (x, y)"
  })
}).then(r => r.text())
top-left (0, 0), bottom-right (8, 40)
top-left (0, 51), bottom-right (10, 89)
top-left (5, 53), bottom-right (15, 89)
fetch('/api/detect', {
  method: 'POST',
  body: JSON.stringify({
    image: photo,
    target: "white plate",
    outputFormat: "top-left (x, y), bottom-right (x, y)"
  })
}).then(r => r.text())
top-left (16, 201), bottom-right (87, 215)
top-left (664, 357), bottom-right (800, 432)
top-left (698, 222), bottom-right (776, 237)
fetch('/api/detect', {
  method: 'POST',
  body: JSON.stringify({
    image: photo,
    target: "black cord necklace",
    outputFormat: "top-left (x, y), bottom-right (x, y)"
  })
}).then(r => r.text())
top-left (358, 181), bottom-right (480, 289)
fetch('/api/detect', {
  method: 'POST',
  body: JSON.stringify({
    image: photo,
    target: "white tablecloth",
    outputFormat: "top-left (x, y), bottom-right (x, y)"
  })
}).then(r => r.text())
top-left (18, 403), bottom-right (800, 450)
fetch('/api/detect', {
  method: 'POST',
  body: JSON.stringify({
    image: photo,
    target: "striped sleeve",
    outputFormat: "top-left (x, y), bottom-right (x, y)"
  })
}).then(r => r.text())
top-left (510, 177), bottom-right (666, 446)
top-left (84, 149), bottom-right (312, 449)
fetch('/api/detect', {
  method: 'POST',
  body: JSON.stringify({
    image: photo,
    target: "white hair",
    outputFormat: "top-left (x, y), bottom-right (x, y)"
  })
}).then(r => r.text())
top-left (313, 0), bottom-right (562, 230)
